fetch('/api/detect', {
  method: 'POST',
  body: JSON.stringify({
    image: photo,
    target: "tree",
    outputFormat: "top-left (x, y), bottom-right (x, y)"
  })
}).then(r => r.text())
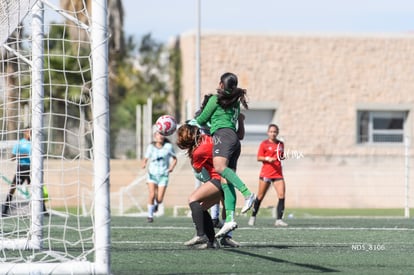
top-left (0, 27), bottom-right (26, 140)
top-left (168, 38), bottom-right (182, 122)
top-left (59, 1), bottom-right (177, 158)
top-left (112, 34), bottom-right (171, 129)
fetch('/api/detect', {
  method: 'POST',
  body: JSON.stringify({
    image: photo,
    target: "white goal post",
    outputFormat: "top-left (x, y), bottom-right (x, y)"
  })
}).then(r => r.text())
top-left (0, 0), bottom-right (110, 274)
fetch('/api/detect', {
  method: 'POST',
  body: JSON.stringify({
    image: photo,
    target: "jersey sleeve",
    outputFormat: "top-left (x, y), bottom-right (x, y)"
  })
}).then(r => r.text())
top-left (144, 145), bottom-right (152, 159)
top-left (12, 143), bottom-right (18, 155)
top-left (257, 141), bottom-right (266, 158)
top-left (167, 143), bottom-right (176, 158)
top-left (195, 95), bottom-right (217, 126)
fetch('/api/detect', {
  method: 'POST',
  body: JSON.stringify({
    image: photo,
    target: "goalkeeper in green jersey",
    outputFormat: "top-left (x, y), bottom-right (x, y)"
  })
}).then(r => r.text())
top-left (191, 72), bottom-right (256, 238)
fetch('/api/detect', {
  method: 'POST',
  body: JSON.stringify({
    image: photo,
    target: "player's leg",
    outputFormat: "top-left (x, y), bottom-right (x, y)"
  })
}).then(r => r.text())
top-left (210, 203), bottom-right (221, 227)
top-left (273, 179), bottom-right (288, 226)
top-left (249, 178), bottom-right (270, 226)
top-left (2, 173), bottom-right (19, 217)
top-left (212, 193), bottom-right (240, 248)
top-left (146, 180), bottom-right (157, 222)
top-left (154, 176), bottom-right (169, 217)
top-left (23, 173), bottom-right (47, 215)
top-left (201, 210), bottom-right (219, 248)
top-left (155, 177), bottom-right (169, 216)
top-left (215, 182), bottom-right (238, 238)
top-left (213, 129), bottom-right (255, 213)
top-left (185, 181), bottom-right (221, 246)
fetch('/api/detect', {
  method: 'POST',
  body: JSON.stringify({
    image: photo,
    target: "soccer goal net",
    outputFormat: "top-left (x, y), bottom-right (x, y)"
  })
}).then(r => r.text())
top-left (0, 0), bottom-right (110, 274)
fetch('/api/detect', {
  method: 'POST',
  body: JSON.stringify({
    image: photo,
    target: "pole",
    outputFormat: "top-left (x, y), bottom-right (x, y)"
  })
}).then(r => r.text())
top-left (404, 135), bottom-right (410, 218)
top-left (91, 0), bottom-right (111, 273)
top-left (30, 0), bottom-right (44, 250)
top-left (136, 105), bottom-right (142, 159)
top-left (195, 0), bottom-right (201, 112)
top-left (195, 0), bottom-right (201, 188)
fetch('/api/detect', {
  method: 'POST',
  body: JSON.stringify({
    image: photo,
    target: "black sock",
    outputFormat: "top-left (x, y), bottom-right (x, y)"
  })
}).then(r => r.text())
top-left (189, 201), bottom-right (205, 237)
top-left (2, 194), bottom-right (12, 215)
top-left (6, 193), bottom-right (13, 204)
top-left (202, 210), bottom-right (215, 242)
top-left (251, 198), bottom-right (261, 217)
top-left (277, 198), bottom-right (285, 219)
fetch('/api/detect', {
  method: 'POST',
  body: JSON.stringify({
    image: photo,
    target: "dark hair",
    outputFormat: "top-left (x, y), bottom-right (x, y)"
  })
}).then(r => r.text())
top-left (268, 124), bottom-right (279, 132)
top-left (176, 124), bottom-right (200, 159)
top-left (217, 72), bottom-right (248, 110)
top-left (195, 93), bottom-right (214, 117)
top-left (221, 72), bottom-right (238, 91)
top-left (151, 131), bottom-right (170, 145)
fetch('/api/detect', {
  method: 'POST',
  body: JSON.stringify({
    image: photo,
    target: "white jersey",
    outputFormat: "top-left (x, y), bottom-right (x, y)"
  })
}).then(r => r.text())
top-left (144, 142), bottom-right (176, 176)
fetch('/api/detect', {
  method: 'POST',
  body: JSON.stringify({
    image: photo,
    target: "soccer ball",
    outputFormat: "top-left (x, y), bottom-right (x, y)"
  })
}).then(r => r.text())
top-left (155, 115), bottom-right (177, 136)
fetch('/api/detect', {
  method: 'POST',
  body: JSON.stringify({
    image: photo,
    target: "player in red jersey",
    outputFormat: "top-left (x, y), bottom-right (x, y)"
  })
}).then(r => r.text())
top-left (248, 124), bottom-right (288, 227)
top-left (176, 123), bottom-right (240, 248)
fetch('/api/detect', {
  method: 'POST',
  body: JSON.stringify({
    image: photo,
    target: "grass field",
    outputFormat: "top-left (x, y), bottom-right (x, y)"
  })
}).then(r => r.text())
top-left (110, 210), bottom-right (414, 274)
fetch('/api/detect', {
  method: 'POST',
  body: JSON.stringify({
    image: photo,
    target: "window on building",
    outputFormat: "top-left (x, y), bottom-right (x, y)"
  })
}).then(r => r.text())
top-left (242, 109), bottom-right (276, 143)
top-left (357, 110), bottom-right (408, 144)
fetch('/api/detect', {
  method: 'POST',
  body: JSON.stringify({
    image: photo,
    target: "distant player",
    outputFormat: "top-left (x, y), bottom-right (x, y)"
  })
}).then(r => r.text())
top-left (249, 124), bottom-right (288, 227)
top-left (142, 130), bottom-right (177, 222)
top-left (2, 128), bottom-right (46, 217)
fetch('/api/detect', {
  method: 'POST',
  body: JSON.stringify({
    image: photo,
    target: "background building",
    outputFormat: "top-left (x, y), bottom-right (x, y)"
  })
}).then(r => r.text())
top-left (173, 32), bottom-right (414, 210)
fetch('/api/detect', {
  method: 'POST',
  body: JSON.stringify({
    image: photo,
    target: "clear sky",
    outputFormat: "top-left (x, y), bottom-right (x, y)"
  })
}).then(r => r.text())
top-left (123, 0), bottom-right (414, 43)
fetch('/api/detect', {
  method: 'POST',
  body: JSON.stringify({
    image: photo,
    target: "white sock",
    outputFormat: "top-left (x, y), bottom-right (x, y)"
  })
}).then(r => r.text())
top-left (210, 203), bottom-right (220, 220)
top-left (147, 204), bottom-right (154, 218)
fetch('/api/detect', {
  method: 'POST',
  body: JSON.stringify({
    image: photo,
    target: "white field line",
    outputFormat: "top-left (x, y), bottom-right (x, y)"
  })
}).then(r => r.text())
top-left (111, 240), bottom-right (413, 246)
top-left (112, 226), bottom-right (414, 231)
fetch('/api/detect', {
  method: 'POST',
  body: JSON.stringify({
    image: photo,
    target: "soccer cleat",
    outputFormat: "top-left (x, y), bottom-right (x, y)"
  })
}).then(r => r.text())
top-left (241, 193), bottom-right (256, 214)
top-left (274, 219), bottom-right (288, 227)
top-left (215, 221), bottom-right (238, 238)
top-left (220, 237), bottom-right (240, 248)
top-left (195, 238), bottom-right (220, 249)
top-left (147, 217), bottom-right (154, 223)
top-left (184, 235), bottom-right (209, 246)
top-left (248, 216), bottom-right (256, 226)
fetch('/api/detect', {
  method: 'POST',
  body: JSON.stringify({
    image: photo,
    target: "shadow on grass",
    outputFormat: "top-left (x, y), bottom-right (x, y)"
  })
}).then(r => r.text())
top-left (226, 248), bottom-right (339, 273)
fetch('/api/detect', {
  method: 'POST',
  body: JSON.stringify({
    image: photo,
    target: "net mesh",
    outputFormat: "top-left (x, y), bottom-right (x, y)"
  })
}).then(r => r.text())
top-left (0, 0), bottom-right (34, 45)
top-left (0, 0), bottom-right (99, 267)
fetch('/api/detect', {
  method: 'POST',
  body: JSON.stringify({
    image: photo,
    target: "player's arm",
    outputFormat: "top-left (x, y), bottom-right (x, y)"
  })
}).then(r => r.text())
top-left (168, 156), bottom-right (177, 173)
top-left (10, 144), bottom-right (19, 161)
top-left (141, 158), bottom-right (148, 169)
top-left (236, 113), bottom-right (245, 140)
top-left (257, 142), bottom-right (266, 162)
top-left (257, 142), bottom-right (275, 163)
top-left (10, 153), bottom-right (17, 161)
top-left (141, 145), bottom-right (153, 169)
top-left (195, 96), bottom-right (217, 125)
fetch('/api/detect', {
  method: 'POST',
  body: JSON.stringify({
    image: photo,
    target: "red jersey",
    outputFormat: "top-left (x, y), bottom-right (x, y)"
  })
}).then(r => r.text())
top-left (192, 135), bottom-right (220, 180)
top-left (257, 139), bottom-right (284, 179)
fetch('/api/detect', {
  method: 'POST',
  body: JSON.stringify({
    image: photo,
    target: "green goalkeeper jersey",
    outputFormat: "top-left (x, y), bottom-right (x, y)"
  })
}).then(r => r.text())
top-left (196, 95), bottom-right (240, 134)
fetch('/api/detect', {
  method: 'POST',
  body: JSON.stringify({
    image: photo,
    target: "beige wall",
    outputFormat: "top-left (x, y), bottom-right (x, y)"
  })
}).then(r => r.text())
top-left (179, 33), bottom-right (414, 155)
top-left (176, 32), bottom-right (414, 210)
